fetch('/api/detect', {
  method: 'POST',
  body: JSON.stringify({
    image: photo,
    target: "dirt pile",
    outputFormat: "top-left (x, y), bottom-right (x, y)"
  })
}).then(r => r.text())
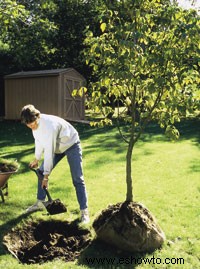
top-left (3, 220), bottom-right (91, 264)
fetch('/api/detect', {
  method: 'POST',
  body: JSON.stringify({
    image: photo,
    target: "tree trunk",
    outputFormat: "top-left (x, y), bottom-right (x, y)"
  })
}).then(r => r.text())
top-left (126, 137), bottom-right (134, 202)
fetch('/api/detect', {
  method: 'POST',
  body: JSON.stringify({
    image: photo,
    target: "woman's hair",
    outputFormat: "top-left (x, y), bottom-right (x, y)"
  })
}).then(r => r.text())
top-left (21, 104), bottom-right (40, 124)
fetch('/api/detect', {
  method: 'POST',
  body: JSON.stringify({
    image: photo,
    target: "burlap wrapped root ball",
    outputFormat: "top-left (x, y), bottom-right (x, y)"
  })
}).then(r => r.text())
top-left (93, 201), bottom-right (165, 253)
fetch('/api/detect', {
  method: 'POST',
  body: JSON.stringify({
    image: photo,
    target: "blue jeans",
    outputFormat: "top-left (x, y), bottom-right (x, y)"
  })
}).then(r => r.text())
top-left (36, 142), bottom-right (88, 210)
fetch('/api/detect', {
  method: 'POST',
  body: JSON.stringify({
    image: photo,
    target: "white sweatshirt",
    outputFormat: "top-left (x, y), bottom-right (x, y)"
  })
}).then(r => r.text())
top-left (32, 114), bottom-right (79, 175)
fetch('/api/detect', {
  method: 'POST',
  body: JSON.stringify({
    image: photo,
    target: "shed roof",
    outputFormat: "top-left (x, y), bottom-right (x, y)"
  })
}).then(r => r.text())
top-left (4, 68), bottom-right (85, 80)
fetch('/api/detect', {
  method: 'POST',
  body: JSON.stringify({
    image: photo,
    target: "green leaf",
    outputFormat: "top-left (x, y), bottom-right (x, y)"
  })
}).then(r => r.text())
top-left (100, 23), bottom-right (106, 33)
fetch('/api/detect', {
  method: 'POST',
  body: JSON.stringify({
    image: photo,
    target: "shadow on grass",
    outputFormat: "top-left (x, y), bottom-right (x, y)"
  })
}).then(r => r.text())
top-left (0, 117), bottom-right (199, 188)
top-left (189, 158), bottom-right (200, 173)
top-left (0, 117), bottom-right (199, 182)
top-left (1, 117), bottom-right (199, 158)
top-left (76, 117), bottom-right (200, 164)
top-left (78, 238), bottom-right (151, 269)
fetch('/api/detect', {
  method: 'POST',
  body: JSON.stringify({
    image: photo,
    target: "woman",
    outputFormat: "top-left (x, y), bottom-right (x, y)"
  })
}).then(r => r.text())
top-left (21, 104), bottom-right (89, 223)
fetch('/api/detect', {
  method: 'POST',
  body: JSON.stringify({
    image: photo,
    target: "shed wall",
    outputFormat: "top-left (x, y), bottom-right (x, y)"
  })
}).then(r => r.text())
top-left (5, 76), bottom-right (59, 119)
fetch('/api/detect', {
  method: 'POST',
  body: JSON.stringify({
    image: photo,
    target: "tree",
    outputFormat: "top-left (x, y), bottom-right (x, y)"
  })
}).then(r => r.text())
top-left (0, 0), bottom-right (56, 69)
top-left (46, 0), bottom-right (104, 78)
top-left (83, 0), bottom-right (200, 203)
top-left (81, 0), bottom-right (199, 252)
top-left (0, 0), bottom-right (104, 78)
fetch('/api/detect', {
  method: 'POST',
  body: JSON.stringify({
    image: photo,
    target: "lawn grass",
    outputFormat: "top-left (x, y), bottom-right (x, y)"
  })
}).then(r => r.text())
top-left (0, 117), bottom-right (199, 269)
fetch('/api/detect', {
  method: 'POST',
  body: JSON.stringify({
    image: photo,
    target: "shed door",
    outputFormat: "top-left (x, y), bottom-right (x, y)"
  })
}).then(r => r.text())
top-left (64, 79), bottom-right (84, 120)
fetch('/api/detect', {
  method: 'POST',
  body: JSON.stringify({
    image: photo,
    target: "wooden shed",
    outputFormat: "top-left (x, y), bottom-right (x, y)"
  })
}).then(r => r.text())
top-left (4, 68), bottom-right (86, 121)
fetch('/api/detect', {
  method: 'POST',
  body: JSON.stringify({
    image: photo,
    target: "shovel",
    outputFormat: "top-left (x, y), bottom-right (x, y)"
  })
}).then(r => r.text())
top-left (43, 187), bottom-right (67, 215)
top-left (30, 168), bottom-right (67, 215)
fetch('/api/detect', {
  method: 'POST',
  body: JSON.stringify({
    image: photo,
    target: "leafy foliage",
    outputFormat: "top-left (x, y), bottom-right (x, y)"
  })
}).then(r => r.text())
top-left (83, 0), bottom-right (200, 201)
top-left (0, 0), bottom-right (103, 74)
top-left (0, 0), bottom-right (56, 69)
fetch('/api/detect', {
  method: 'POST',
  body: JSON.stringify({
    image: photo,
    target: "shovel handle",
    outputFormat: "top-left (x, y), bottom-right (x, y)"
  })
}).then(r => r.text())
top-left (30, 168), bottom-right (53, 202)
top-left (30, 167), bottom-right (43, 180)
top-left (43, 187), bottom-right (53, 202)
top-left (30, 167), bottom-right (37, 173)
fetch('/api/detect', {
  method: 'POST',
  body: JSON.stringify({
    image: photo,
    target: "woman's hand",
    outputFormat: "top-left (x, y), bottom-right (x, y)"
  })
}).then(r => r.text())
top-left (29, 159), bottom-right (39, 168)
top-left (42, 175), bottom-right (49, 189)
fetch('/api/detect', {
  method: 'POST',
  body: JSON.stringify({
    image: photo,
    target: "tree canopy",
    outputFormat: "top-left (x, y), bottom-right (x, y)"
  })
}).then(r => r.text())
top-left (0, 0), bottom-right (56, 69)
top-left (0, 0), bottom-right (102, 76)
top-left (83, 0), bottom-right (200, 201)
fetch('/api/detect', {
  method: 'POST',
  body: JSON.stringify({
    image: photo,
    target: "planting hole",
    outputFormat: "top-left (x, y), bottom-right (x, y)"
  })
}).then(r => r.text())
top-left (3, 220), bottom-right (91, 264)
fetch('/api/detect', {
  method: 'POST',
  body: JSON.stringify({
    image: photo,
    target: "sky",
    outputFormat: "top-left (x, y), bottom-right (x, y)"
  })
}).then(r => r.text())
top-left (176, 0), bottom-right (200, 11)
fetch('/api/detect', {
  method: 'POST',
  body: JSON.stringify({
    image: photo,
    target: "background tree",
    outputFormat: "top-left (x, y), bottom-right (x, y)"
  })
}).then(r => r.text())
top-left (0, 0), bottom-right (56, 70)
top-left (0, 0), bottom-right (103, 74)
top-left (47, 0), bottom-right (103, 79)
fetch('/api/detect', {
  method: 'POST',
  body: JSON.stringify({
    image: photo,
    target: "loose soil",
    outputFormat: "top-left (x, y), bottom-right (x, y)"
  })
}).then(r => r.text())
top-left (3, 220), bottom-right (91, 264)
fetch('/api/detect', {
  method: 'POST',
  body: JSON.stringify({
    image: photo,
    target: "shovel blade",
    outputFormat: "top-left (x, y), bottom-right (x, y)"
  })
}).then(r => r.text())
top-left (42, 199), bottom-right (67, 215)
